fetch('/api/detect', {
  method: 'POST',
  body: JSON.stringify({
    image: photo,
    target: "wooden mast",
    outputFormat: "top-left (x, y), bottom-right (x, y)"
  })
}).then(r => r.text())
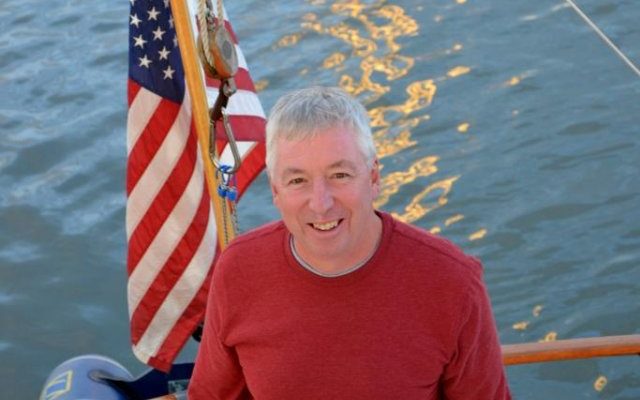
top-left (169, 0), bottom-right (236, 248)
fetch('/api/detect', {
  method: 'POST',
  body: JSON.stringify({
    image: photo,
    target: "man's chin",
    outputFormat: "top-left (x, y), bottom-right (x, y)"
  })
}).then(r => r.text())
top-left (297, 239), bottom-right (348, 263)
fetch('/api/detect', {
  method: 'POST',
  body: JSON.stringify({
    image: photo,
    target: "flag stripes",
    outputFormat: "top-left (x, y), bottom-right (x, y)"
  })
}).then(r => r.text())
top-left (127, 0), bottom-right (266, 370)
top-left (131, 180), bottom-right (212, 345)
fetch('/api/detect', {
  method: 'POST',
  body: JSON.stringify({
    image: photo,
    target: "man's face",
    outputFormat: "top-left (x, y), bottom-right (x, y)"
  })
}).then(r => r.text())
top-left (270, 126), bottom-right (381, 271)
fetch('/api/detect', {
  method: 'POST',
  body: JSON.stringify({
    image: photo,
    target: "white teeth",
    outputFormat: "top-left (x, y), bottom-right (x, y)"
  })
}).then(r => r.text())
top-left (312, 220), bottom-right (339, 231)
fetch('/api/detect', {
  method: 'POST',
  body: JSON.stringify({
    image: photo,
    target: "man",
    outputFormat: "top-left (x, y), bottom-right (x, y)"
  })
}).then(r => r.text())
top-left (189, 86), bottom-right (511, 399)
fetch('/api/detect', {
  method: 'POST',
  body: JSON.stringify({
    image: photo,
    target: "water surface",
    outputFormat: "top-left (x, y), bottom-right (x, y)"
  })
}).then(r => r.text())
top-left (1, 0), bottom-right (639, 398)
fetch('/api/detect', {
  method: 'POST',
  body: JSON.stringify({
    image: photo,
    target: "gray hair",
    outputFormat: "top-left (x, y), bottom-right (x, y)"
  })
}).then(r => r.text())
top-left (265, 86), bottom-right (376, 176)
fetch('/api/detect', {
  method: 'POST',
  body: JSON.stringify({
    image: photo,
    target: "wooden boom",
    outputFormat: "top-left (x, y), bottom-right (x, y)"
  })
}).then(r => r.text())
top-left (502, 334), bottom-right (640, 365)
top-left (146, 335), bottom-right (640, 399)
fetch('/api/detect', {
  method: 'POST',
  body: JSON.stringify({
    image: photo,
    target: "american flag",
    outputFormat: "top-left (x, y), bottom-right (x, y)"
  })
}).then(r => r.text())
top-left (127, 0), bottom-right (265, 371)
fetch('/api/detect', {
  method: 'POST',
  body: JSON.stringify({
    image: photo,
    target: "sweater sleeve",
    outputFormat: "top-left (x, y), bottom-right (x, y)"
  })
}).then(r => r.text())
top-left (188, 255), bottom-right (250, 400)
top-left (441, 262), bottom-right (511, 400)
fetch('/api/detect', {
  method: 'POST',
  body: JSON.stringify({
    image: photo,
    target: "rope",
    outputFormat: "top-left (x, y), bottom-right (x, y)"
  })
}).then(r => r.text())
top-left (197, 0), bottom-right (226, 70)
top-left (217, 0), bottom-right (224, 29)
top-left (216, 166), bottom-right (239, 244)
top-left (196, 0), bottom-right (214, 68)
top-left (564, 0), bottom-right (640, 78)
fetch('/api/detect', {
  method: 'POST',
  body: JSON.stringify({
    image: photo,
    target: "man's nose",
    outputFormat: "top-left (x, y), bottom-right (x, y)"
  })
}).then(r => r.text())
top-left (308, 179), bottom-right (334, 214)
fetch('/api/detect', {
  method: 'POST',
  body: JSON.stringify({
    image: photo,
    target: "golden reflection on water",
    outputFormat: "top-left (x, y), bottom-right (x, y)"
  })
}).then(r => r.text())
top-left (512, 321), bottom-right (529, 331)
top-left (368, 80), bottom-right (437, 158)
top-left (391, 176), bottom-right (460, 224)
top-left (271, 0), bottom-right (482, 230)
top-left (374, 156), bottom-right (439, 209)
top-left (510, 304), bottom-right (544, 332)
top-left (373, 126), bottom-right (419, 159)
top-left (468, 228), bottom-right (487, 241)
top-left (368, 80), bottom-right (437, 128)
top-left (302, 2), bottom-right (419, 100)
top-left (539, 331), bottom-right (558, 342)
top-left (302, 12), bottom-right (317, 22)
top-left (323, 52), bottom-right (347, 69)
top-left (277, 33), bottom-right (303, 48)
top-left (532, 304), bottom-right (543, 317)
top-left (254, 79), bottom-right (269, 92)
top-left (457, 122), bottom-right (470, 133)
top-left (594, 376), bottom-right (608, 392)
top-left (447, 66), bottom-right (471, 78)
top-left (507, 76), bottom-right (521, 86)
top-left (445, 214), bottom-right (464, 226)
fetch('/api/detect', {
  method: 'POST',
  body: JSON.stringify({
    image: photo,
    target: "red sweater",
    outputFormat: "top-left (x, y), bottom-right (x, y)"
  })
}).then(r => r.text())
top-left (189, 212), bottom-right (510, 399)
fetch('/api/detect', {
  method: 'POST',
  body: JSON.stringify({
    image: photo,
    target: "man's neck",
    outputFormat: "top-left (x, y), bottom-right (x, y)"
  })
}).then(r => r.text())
top-left (291, 213), bottom-right (382, 276)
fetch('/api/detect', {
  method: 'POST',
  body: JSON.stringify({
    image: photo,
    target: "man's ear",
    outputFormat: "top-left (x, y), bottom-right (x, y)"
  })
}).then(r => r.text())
top-left (371, 158), bottom-right (381, 196)
top-left (270, 176), bottom-right (280, 205)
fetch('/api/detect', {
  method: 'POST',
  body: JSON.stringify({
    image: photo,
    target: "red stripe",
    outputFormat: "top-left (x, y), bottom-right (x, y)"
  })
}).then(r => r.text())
top-left (127, 125), bottom-right (198, 275)
top-left (236, 142), bottom-right (266, 198)
top-left (224, 20), bottom-right (238, 44)
top-left (146, 250), bottom-right (218, 372)
top-left (131, 180), bottom-right (211, 344)
top-left (212, 115), bottom-right (265, 143)
top-left (126, 99), bottom-right (181, 195)
top-left (128, 80), bottom-right (141, 106)
top-left (204, 68), bottom-right (257, 93)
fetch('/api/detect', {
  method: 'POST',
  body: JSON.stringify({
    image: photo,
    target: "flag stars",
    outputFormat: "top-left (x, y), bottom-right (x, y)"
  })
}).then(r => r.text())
top-left (130, 13), bottom-right (142, 28)
top-left (139, 55), bottom-right (152, 68)
top-left (163, 0), bottom-right (170, 8)
top-left (163, 66), bottom-right (175, 80)
top-left (152, 26), bottom-right (166, 41)
top-left (168, 16), bottom-right (174, 28)
top-left (147, 7), bottom-right (160, 21)
top-left (173, 35), bottom-right (178, 48)
top-left (130, 0), bottom-right (135, 5)
top-left (133, 34), bottom-right (147, 49)
top-left (158, 46), bottom-right (170, 60)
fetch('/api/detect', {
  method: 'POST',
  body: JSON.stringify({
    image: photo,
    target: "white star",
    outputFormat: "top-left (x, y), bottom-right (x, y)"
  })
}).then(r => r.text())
top-left (130, 13), bottom-right (141, 28)
top-left (152, 26), bottom-right (166, 41)
top-left (163, 66), bottom-right (175, 80)
top-left (147, 7), bottom-right (160, 21)
top-left (163, 0), bottom-right (170, 8)
top-left (173, 35), bottom-right (178, 48)
top-left (130, 0), bottom-right (135, 5)
top-left (133, 34), bottom-right (147, 49)
top-left (139, 55), bottom-right (152, 68)
top-left (168, 16), bottom-right (174, 28)
top-left (158, 46), bottom-right (171, 60)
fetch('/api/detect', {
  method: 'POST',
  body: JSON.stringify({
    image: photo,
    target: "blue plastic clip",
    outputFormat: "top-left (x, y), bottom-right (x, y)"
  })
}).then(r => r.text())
top-left (226, 188), bottom-right (237, 202)
top-left (217, 185), bottom-right (228, 198)
top-left (216, 165), bottom-right (237, 201)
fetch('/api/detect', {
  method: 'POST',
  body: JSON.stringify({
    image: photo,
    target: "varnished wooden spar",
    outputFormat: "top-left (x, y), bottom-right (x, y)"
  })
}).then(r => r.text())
top-left (145, 336), bottom-right (640, 399)
top-left (502, 334), bottom-right (640, 365)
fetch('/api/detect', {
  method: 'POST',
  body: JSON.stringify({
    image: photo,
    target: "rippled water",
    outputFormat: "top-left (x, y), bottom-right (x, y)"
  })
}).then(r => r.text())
top-left (1, 0), bottom-right (639, 398)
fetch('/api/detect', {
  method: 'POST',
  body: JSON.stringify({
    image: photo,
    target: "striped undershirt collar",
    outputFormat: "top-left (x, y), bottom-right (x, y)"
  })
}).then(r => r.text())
top-left (289, 235), bottom-right (379, 278)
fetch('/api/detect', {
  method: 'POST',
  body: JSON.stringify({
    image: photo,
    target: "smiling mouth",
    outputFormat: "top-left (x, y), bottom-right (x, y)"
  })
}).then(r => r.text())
top-left (310, 219), bottom-right (342, 231)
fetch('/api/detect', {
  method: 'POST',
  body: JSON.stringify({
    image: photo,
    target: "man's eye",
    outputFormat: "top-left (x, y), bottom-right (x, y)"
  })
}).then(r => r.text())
top-left (333, 172), bottom-right (351, 179)
top-left (288, 177), bottom-right (305, 185)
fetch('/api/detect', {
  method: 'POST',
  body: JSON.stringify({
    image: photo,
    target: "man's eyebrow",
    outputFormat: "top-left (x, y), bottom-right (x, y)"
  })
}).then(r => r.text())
top-left (281, 167), bottom-right (305, 177)
top-left (328, 160), bottom-right (358, 169)
top-left (279, 160), bottom-right (358, 178)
